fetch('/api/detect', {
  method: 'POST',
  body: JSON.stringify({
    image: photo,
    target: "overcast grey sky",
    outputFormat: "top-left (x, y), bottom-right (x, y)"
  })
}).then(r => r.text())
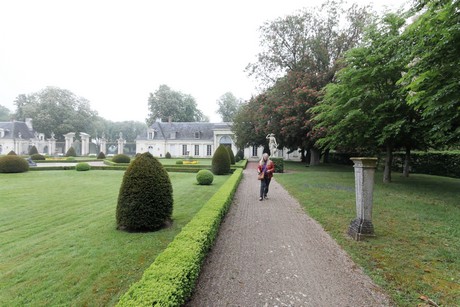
top-left (0, 0), bottom-right (408, 123)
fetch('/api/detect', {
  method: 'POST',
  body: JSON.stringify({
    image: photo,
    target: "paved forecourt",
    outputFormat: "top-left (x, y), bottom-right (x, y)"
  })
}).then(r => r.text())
top-left (187, 162), bottom-right (392, 306)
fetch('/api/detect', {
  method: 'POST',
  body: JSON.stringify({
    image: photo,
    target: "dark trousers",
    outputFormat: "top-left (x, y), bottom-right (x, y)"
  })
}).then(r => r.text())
top-left (260, 177), bottom-right (271, 198)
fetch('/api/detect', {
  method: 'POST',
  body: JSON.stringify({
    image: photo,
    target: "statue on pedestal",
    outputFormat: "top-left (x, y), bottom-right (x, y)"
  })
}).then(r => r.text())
top-left (266, 133), bottom-right (278, 156)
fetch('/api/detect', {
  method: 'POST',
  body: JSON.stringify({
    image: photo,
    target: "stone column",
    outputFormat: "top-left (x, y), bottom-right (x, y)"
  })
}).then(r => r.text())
top-left (80, 133), bottom-right (90, 156)
top-left (48, 137), bottom-right (56, 156)
top-left (117, 137), bottom-right (125, 155)
top-left (348, 157), bottom-right (378, 241)
top-left (64, 132), bottom-right (75, 153)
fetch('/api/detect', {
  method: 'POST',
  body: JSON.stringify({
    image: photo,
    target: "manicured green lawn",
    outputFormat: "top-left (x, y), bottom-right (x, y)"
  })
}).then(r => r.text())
top-left (0, 170), bottom-right (230, 306)
top-left (275, 162), bottom-right (460, 306)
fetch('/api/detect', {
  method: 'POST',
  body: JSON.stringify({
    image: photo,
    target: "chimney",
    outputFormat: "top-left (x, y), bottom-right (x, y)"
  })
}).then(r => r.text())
top-left (25, 118), bottom-right (33, 131)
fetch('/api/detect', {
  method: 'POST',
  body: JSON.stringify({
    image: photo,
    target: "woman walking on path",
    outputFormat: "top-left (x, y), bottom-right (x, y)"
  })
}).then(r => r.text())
top-left (257, 153), bottom-right (275, 201)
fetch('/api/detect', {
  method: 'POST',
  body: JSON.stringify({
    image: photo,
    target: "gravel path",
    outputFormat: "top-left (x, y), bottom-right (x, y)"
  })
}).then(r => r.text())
top-left (186, 162), bottom-right (392, 307)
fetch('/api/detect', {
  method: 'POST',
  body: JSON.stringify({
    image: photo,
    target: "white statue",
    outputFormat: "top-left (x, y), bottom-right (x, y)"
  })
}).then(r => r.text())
top-left (266, 133), bottom-right (278, 155)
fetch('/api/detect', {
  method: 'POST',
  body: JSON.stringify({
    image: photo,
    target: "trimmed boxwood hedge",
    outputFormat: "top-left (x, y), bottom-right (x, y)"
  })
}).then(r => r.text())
top-left (76, 162), bottom-right (91, 171)
top-left (116, 152), bottom-right (173, 232)
top-left (117, 168), bottom-right (243, 307)
top-left (270, 157), bottom-right (284, 173)
top-left (0, 155), bottom-right (29, 173)
top-left (112, 154), bottom-right (131, 164)
top-left (392, 151), bottom-right (460, 178)
top-left (31, 153), bottom-right (46, 161)
top-left (196, 169), bottom-right (214, 185)
top-left (211, 144), bottom-right (231, 175)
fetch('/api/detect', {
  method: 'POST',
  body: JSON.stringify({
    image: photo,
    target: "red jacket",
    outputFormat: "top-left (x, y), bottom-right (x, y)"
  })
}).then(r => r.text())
top-left (258, 160), bottom-right (275, 179)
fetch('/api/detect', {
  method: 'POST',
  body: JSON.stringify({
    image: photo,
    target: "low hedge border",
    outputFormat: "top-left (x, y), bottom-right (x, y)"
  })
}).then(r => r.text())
top-left (117, 168), bottom-right (243, 307)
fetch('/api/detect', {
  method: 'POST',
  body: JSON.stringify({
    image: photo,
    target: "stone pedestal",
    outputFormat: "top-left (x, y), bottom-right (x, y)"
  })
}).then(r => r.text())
top-left (48, 137), bottom-right (56, 156)
top-left (348, 157), bottom-right (378, 241)
top-left (99, 138), bottom-right (107, 154)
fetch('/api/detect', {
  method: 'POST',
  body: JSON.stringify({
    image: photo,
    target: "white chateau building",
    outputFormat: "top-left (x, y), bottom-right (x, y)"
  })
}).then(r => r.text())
top-left (0, 118), bottom-right (52, 155)
top-left (136, 120), bottom-right (301, 161)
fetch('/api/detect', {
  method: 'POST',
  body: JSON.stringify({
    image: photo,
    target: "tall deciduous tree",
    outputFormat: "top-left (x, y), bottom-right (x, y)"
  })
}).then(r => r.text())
top-left (0, 105), bottom-right (11, 121)
top-left (399, 0), bottom-right (460, 146)
top-left (216, 92), bottom-right (241, 122)
top-left (240, 0), bottom-right (372, 164)
top-left (14, 87), bottom-right (99, 141)
top-left (146, 84), bottom-right (206, 125)
top-left (313, 13), bottom-right (430, 182)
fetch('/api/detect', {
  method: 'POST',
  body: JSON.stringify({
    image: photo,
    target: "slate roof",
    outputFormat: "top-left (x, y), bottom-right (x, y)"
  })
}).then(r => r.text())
top-left (140, 122), bottom-right (232, 141)
top-left (0, 121), bottom-right (36, 139)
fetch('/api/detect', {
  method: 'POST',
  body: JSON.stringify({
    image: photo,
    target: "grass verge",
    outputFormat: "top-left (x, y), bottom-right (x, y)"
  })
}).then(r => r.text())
top-left (274, 162), bottom-right (459, 306)
top-left (0, 170), bottom-right (230, 306)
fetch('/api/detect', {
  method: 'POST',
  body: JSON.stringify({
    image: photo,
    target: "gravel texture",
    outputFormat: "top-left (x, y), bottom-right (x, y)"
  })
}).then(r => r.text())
top-left (186, 162), bottom-right (392, 307)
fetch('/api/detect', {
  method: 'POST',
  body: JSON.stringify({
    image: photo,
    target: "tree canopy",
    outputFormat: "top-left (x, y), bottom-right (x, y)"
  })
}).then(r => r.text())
top-left (146, 84), bottom-right (206, 125)
top-left (216, 92), bottom-right (241, 122)
top-left (0, 105), bottom-right (11, 121)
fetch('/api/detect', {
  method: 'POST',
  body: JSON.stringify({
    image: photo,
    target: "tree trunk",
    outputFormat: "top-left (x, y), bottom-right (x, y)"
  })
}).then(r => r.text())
top-left (383, 145), bottom-right (393, 183)
top-left (310, 147), bottom-right (321, 166)
top-left (323, 148), bottom-right (330, 163)
top-left (403, 147), bottom-right (410, 177)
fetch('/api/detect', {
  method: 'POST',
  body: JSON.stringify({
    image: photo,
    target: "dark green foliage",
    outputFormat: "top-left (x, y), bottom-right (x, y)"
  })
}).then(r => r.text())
top-left (0, 155), bottom-right (29, 173)
top-left (235, 156), bottom-right (241, 163)
top-left (392, 151), bottom-right (460, 178)
top-left (196, 169), bottom-right (214, 185)
top-left (31, 154), bottom-right (45, 161)
top-left (76, 162), bottom-right (91, 171)
top-left (211, 144), bottom-right (231, 175)
top-left (116, 152), bottom-right (173, 232)
top-left (29, 146), bottom-right (38, 155)
top-left (270, 157), bottom-right (284, 173)
top-left (65, 147), bottom-right (77, 157)
top-left (7, 150), bottom-right (16, 155)
top-left (175, 160), bottom-right (183, 165)
top-left (226, 146), bottom-right (236, 165)
top-left (165, 152), bottom-right (172, 159)
top-left (236, 149), bottom-right (244, 160)
top-left (97, 152), bottom-right (106, 159)
top-left (112, 154), bottom-right (130, 164)
top-left (117, 169), bottom-right (243, 307)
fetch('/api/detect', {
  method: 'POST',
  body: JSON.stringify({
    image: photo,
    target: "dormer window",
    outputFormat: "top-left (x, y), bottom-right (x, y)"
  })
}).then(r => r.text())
top-left (147, 129), bottom-right (156, 140)
top-left (194, 131), bottom-right (200, 139)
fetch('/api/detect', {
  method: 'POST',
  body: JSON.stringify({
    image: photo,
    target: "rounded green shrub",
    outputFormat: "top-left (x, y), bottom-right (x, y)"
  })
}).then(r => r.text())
top-left (31, 153), bottom-right (46, 161)
top-left (212, 144), bottom-right (231, 175)
top-left (29, 145), bottom-right (39, 155)
top-left (116, 152), bottom-right (173, 232)
top-left (196, 169), bottom-right (214, 185)
top-left (112, 154), bottom-right (131, 163)
top-left (226, 146), bottom-right (236, 165)
top-left (0, 155), bottom-right (29, 173)
top-left (65, 146), bottom-right (77, 157)
top-left (97, 151), bottom-right (106, 159)
top-left (165, 152), bottom-right (172, 159)
top-left (76, 162), bottom-right (91, 171)
top-left (175, 160), bottom-right (183, 165)
top-left (7, 150), bottom-right (17, 155)
top-left (235, 156), bottom-right (241, 163)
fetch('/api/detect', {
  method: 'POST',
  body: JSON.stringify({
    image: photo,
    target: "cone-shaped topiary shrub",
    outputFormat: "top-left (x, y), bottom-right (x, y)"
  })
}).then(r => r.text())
top-left (0, 155), bottom-right (29, 173)
top-left (7, 150), bottom-right (16, 155)
top-left (116, 152), bottom-right (173, 232)
top-left (76, 162), bottom-right (91, 171)
top-left (31, 153), bottom-right (46, 161)
top-left (212, 144), bottom-right (231, 175)
top-left (112, 154), bottom-right (130, 163)
top-left (165, 152), bottom-right (171, 159)
top-left (226, 146), bottom-right (236, 165)
top-left (196, 169), bottom-right (214, 185)
top-left (29, 145), bottom-right (39, 155)
top-left (65, 146), bottom-right (77, 157)
top-left (97, 151), bottom-right (106, 159)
